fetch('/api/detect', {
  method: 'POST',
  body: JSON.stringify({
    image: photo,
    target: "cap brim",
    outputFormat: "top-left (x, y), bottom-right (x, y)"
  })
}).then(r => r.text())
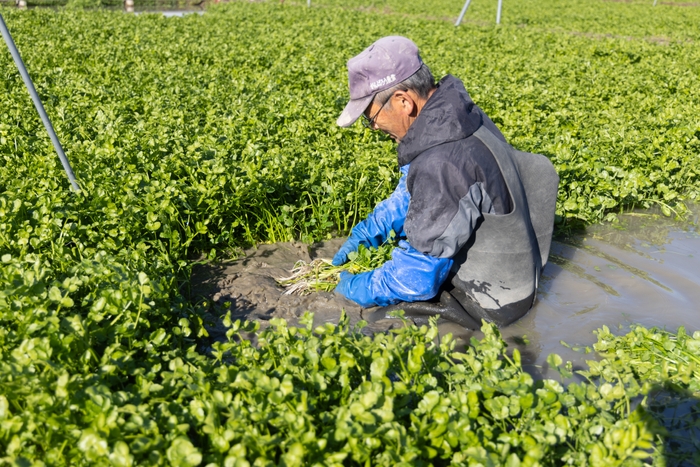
top-left (336, 94), bottom-right (375, 127)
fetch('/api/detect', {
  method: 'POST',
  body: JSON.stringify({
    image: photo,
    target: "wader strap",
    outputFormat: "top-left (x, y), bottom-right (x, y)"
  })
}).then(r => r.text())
top-left (473, 127), bottom-right (535, 241)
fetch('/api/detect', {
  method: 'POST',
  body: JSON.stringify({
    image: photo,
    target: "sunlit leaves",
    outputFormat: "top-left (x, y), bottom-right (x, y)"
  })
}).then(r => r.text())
top-left (0, 1), bottom-right (698, 465)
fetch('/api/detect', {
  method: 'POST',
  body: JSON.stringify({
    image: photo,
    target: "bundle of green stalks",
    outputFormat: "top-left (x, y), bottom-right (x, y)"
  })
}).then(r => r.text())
top-left (277, 235), bottom-right (396, 295)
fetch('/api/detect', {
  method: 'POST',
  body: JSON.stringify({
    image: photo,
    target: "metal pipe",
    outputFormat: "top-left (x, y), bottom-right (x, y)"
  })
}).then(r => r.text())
top-left (0, 13), bottom-right (80, 192)
top-left (496, 0), bottom-right (503, 24)
top-left (455, 0), bottom-right (472, 26)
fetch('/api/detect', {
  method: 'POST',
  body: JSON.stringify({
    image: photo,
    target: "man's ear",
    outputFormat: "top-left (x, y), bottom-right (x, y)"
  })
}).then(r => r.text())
top-left (393, 90), bottom-right (416, 116)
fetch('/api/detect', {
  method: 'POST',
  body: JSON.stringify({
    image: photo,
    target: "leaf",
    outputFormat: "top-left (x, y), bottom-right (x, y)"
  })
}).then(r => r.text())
top-left (547, 353), bottom-right (563, 368)
top-left (48, 286), bottom-right (63, 302)
top-left (166, 437), bottom-right (202, 467)
top-left (109, 441), bottom-right (134, 467)
top-left (370, 356), bottom-right (389, 382)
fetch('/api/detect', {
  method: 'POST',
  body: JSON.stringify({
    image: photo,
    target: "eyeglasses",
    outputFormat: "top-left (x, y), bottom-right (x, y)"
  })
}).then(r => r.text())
top-left (361, 94), bottom-right (392, 129)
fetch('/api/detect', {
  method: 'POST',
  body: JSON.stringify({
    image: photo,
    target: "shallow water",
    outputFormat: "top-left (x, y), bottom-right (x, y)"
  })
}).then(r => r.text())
top-left (191, 205), bottom-right (700, 376)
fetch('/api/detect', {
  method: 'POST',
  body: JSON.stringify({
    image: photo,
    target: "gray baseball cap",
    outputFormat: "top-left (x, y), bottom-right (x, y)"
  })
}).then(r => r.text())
top-left (337, 36), bottom-right (423, 127)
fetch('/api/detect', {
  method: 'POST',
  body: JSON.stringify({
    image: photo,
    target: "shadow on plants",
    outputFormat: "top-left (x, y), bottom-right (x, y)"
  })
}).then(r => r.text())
top-left (644, 386), bottom-right (700, 466)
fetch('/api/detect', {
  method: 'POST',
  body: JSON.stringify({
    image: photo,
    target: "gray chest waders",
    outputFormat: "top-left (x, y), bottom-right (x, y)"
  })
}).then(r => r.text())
top-left (365, 127), bottom-right (559, 328)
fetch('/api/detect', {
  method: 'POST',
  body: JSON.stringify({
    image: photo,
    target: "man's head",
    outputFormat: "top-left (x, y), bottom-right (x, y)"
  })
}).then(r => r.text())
top-left (337, 36), bottom-right (436, 142)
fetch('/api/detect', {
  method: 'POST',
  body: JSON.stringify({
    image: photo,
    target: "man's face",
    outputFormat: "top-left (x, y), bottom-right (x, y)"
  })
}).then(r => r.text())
top-left (363, 90), bottom-right (418, 143)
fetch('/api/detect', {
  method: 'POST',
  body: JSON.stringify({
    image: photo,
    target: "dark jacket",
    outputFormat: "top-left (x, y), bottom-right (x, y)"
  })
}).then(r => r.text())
top-left (401, 74), bottom-right (512, 257)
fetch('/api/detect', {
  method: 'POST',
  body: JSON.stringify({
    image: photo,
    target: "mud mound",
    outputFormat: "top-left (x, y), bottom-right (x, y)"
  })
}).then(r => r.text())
top-left (190, 239), bottom-right (407, 343)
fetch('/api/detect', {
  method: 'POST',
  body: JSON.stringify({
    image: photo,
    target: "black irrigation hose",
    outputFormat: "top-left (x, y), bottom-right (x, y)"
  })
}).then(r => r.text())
top-left (0, 13), bottom-right (81, 192)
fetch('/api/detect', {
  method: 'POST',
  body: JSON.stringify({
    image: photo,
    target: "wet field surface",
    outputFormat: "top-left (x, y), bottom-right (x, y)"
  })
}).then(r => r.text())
top-left (191, 205), bottom-right (700, 377)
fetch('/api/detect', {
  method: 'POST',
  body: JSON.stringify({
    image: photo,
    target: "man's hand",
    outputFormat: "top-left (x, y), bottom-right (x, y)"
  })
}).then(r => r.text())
top-left (335, 271), bottom-right (374, 308)
top-left (332, 237), bottom-right (361, 266)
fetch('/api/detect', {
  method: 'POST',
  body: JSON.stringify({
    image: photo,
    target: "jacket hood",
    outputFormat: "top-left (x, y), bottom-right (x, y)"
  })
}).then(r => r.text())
top-left (397, 75), bottom-right (482, 167)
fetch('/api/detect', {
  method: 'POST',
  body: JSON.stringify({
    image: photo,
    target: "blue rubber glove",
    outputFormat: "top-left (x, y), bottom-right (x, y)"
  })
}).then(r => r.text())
top-left (335, 240), bottom-right (453, 308)
top-left (332, 165), bottom-right (410, 266)
top-left (331, 237), bottom-right (361, 267)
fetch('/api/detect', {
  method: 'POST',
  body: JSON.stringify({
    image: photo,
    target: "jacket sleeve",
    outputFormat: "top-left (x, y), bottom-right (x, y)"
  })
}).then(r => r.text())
top-left (404, 158), bottom-right (494, 259)
top-left (335, 240), bottom-right (453, 308)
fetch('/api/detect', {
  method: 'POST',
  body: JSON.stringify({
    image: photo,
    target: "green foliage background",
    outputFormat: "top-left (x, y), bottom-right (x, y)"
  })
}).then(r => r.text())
top-left (0, 0), bottom-right (699, 464)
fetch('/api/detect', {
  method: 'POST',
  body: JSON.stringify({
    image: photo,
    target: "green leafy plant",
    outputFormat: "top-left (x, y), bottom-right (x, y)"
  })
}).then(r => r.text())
top-left (0, 1), bottom-right (698, 465)
top-left (583, 325), bottom-right (700, 466)
top-left (589, 325), bottom-right (700, 394)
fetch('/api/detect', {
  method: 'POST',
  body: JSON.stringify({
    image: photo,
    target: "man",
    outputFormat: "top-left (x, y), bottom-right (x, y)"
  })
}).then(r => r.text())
top-left (333, 36), bottom-right (559, 328)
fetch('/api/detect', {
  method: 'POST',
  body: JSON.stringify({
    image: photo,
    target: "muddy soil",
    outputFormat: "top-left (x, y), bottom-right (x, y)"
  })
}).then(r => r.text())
top-left (189, 239), bottom-right (406, 346)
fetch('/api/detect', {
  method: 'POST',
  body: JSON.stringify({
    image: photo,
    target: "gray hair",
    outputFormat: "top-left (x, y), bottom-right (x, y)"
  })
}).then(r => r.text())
top-left (374, 63), bottom-right (436, 106)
